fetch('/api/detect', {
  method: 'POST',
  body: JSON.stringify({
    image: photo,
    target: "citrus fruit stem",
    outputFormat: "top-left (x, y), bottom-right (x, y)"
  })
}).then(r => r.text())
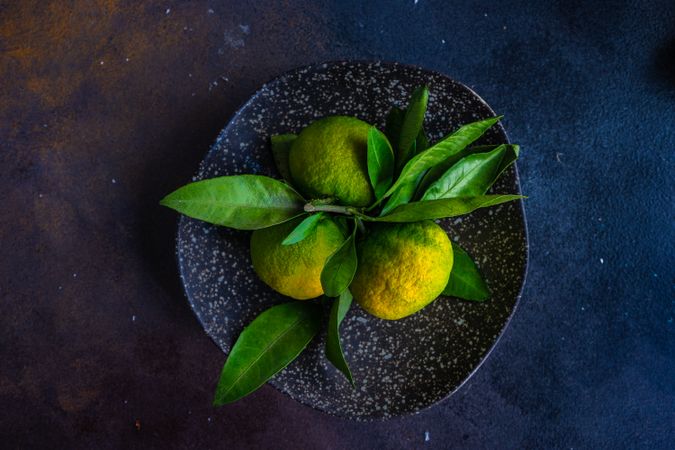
top-left (304, 203), bottom-right (360, 216)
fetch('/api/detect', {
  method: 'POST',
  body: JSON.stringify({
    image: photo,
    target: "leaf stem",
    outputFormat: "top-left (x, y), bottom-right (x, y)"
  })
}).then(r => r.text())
top-left (304, 203), bottom-right (358, 215)
top-left (309, 197), bottom-right (337, 206)
top-left (303, 203), bottom-right (378, 223)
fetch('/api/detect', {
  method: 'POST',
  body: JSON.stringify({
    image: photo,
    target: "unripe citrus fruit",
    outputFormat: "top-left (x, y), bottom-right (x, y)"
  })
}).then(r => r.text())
top-left (250, 216), bottom-right (344, 299)
top-left (350, 221), bottom-right (453, 320)
top-left (289, 116), bottom-right (374, 207)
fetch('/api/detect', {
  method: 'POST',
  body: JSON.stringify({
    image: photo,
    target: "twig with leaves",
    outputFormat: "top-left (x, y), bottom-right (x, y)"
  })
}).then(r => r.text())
top-left (161, 85), bottom-right (525, 405)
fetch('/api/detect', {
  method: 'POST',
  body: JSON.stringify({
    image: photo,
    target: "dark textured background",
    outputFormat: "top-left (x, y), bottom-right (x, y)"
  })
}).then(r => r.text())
top-left (1, 0), bottom-right (673, 448)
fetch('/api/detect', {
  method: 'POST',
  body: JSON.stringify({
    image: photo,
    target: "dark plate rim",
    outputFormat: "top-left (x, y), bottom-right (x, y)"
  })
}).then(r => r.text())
top-left (173, 59), bottom-right (530, 420)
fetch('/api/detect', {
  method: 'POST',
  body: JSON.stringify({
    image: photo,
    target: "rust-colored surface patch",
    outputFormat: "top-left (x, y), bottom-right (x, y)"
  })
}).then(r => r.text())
top-left (0, 1), bottom-right (339, 447)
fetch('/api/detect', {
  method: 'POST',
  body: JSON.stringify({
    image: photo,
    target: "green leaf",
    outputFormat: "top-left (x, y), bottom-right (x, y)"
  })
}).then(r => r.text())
top-left (325, 290), bottom-right (355, 386)
top-left (396, 86), bottom-right (429, 172)
top-left (367, 127), bottom-right (395, 200)
top-left (333, 216), bottom-right (350, 236)
top-left (160, 175), bottom-right (305, 230)
top-left (378, 126), bottom-right (430, 215)
top-left (415, 128), bottom-right (430, 154)
top-left (270, 134), bottom-right (297, 183)
top-left (320, 223), bottom-right (358, 297)
top-left (379, 170), bottom-right (426, 216)
top-left (373, 195), bottom-right (525, 222)
top-left (493, 144), bottom-right (520, 183)
top-left (213, 301), bottom-right (322, 405)
top-left (443, 242), bottom-right (490, 301)
top-left (416, 144), bottom-right (519, 198)
top-left (384, 106), bottom-right (405, 151)
top-left (281, 213), bottom-right (324, 245)
top-left (422, 145), bottom-right (508, 200)
top-left (374, 116), bottom-right (502, 210)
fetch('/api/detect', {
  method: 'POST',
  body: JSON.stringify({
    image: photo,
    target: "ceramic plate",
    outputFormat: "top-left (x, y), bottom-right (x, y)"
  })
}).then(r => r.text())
top-left (176, 61), bottom-right (528, 420)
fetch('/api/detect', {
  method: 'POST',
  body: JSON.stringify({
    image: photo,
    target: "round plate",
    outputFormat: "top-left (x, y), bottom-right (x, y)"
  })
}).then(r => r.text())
top-left (177, 61), bottom-right (528, 420)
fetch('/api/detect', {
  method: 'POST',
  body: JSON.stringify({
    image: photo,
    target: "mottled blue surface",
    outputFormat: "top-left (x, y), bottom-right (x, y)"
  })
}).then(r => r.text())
top-left (239, 0), bottom-right (675, 447)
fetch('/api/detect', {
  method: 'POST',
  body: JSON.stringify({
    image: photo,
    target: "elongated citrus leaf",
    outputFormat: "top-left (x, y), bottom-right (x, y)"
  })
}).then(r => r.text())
top-left (160, 175), bottom-right (304, 230)
top-left (384, 106), bottom-right (405, 151)
top-left (320, 224), bottom-right (358, 297)
top-left (442, 242), bottom-right (490, 301)
top-left (378, 119), bottom-right (501, 213)
top-left (378, 126), bottom-right (432, 214)
top-left (396, 86), bottom-right (429, 172)
top-left (415, 128), bottom-right (430, 154)
top-left (377, 117), bottom-right (502, 208)
top-left (492, 144), bottom-right (520, 184)
top-left (213, 301), bottom-right (322, 405)
top-left (422, 145), bottom-right (508, 200)
top-left (333, 216), bottom-right (350, 236)
top-left (416, 144), bottom-right (517, 197)
top-left (367, 127), bottom-right (395, 200)
top-left (270, 134), bottom-right (297, 183)
top-left (282, 213), bottom-right (324, 245)
top-left (373, 195), bottom-right (524, 222)
top-left (325, 290), bottom-right (355, 386)
top-left (379, 170), bottom-right (426, 215)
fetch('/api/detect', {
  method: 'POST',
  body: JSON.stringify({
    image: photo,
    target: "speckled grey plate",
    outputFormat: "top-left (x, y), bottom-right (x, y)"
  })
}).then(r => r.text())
top-left (177, 61), bottom-right (528, 420)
